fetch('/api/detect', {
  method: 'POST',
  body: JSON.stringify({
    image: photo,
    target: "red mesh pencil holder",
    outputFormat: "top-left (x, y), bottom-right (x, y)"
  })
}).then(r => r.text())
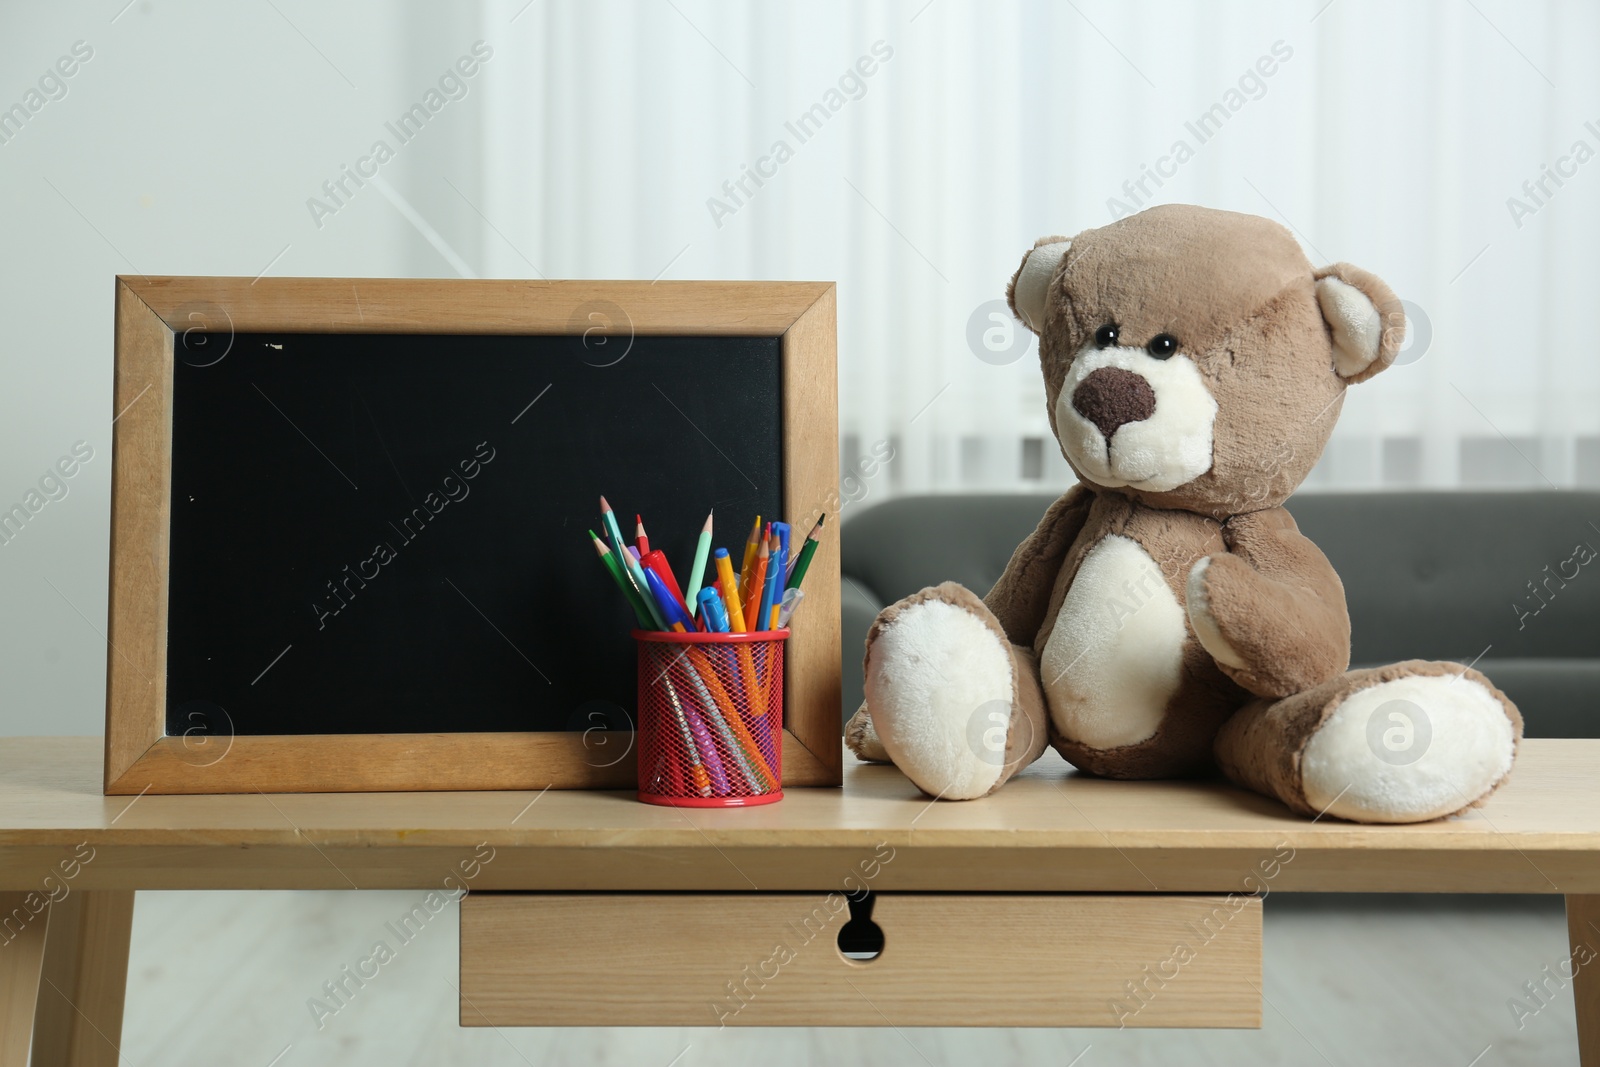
top-left (634, 628), bottom-right (787, 807)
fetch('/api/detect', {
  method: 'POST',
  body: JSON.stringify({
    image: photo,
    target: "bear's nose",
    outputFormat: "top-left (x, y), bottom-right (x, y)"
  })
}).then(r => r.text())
top-left (1071, 367), bottom-right (1156, 439)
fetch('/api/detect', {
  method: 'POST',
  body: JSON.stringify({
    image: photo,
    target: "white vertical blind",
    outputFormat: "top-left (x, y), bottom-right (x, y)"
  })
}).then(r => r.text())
top-left (476, 0), bottom-right (1599, 495)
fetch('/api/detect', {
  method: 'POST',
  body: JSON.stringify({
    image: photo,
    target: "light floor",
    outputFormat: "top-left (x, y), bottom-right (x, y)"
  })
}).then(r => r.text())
top-left (119, 891), bottom-right (1579, 1066)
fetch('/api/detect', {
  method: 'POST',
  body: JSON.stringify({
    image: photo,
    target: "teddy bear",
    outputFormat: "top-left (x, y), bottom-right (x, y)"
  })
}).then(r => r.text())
top-left (845, 204), bottom-right (1522, 824)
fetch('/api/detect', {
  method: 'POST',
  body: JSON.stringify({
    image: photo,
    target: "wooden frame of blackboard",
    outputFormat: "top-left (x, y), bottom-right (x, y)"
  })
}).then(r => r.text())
top-left (104, 277), bottom-right (841, 794)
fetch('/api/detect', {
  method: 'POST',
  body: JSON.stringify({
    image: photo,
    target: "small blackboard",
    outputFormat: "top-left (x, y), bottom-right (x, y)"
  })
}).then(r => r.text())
top-left (167, 332), bottom-right (782, 736)
top-left (104, 279), bottom-right (841, 794)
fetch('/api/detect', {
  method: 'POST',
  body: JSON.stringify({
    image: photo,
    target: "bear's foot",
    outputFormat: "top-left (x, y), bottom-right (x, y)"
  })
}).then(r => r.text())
top-left (844, 702), bottom-right (891, 763)
top-left (1215, 661), bottom-right (1522, 824)
top-left (862, 583), bottom-right (1047, 799)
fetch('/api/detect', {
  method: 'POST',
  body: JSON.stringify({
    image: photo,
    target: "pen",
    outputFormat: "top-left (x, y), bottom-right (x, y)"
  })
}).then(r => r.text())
top-left (644, 567), bottom-right (694, 632)
top-left (697, 587), bottom-right (730, 632)
top-left (642, 549), bottom-right (690, 616)
top-left (776, 587), bottom-right (805, 627)
top-left (713, 547), bottom-right (746, 633)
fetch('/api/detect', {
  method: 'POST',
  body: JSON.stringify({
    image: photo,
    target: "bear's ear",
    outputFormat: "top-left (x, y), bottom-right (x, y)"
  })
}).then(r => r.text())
top-left (1007, 236), bottom-right (1072, 335)
top-left (1314, 263), bottom-right (1406, 384)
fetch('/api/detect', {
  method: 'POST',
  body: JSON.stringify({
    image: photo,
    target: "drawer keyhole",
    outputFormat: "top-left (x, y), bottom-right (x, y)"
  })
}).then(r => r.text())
top-left (837, 891), bottom-right (884, 962)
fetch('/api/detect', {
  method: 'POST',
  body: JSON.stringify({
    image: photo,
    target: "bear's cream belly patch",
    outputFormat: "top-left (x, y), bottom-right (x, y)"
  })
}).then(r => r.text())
top-left (1040, 534), bottom-right (1187, 749)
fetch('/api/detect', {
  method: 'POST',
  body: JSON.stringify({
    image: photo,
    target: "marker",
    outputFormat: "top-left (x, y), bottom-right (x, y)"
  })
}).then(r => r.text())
top-left (644, 567), bottom-right (694, 633)
top-left (641, 549), bottom-right (689, 615)
top-left (742, 530), bottom-right (770, 633)
top-left (766, 522), bottom-right (791, 627)
top-left (683, 510), bottom-right (713, 619)
top-left (773, 533), bottom-right (789, 628)
top-left (776, 588), bottom-right (805, 627)
top-left (787, 513), bottom-right (825, 587)
top-left (696, 587), bottom-right (724, 631)
top-left (713, 548), bottom-right (746, 633)
top-left (739, 514), bottom-right (763, 594)
top-left (635, 513), bottom-right (650, 556)
top-left (697, 587), bottom-right (729, 632)
top-left (771, 522), bottom-right (791, 575)
top-left (589, 529), bottom-right (653, 628)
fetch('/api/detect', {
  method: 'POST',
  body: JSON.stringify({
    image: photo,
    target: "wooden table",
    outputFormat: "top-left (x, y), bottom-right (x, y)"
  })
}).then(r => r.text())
top-left (2, 737), bottom-right (1597, 1063)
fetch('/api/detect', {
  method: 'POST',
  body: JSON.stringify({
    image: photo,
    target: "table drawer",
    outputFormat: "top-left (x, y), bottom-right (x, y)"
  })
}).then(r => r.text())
top-left (459, 892), bottom-right (1261, 1028)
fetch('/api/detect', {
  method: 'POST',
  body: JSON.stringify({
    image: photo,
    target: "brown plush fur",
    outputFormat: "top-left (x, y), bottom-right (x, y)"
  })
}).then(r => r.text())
top-left (845, 701), bottom-right (890, 763)
top-left (1197, 508), bottom-right (1351, 698)
top-left (845, 204), bottom-right (1522, 823)
top-left (982, 484), bottom-right (1094, 643)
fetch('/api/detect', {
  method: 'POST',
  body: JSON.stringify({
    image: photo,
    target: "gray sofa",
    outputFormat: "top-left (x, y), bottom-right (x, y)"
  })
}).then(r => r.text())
top-left (841, 491), bottom-right (1600, 738)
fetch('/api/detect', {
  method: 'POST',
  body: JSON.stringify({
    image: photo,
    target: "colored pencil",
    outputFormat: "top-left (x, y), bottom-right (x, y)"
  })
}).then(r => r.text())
top-left (601, 496), bottom-right (663, 626)
top-left (599, 496), bottom-right (627, 555)
top-left (683, 510), bottom-right (713, 619)
top-left (589, 529), bottom-right (653, 628)
top-left (739, 514), bottom-right (763, 595)
top-left (786, 513), bottom-right (825, 588)
top-left (614, 544), bottom-right (668, 630)
top-left (635, 513), bottom-right (650, 556)
top-left (742, 529), bottom-right (770, 633)
top-left (759, 532), bottom-right (782, 631)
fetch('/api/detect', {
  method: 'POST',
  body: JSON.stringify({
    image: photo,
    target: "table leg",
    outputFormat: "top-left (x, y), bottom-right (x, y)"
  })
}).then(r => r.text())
top-left (1571, 895), bottom-right (1600, 1067)
top-left (29, 890), bottom-right (135, 1067)
top-left (1, 893), bottom-right (50, 1067)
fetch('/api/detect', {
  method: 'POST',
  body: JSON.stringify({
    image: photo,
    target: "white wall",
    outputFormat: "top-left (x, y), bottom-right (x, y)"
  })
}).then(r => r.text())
top-left (1, 0), bottom-right (1595, 735)
top-left (0, 2), bottom-right (486, 734)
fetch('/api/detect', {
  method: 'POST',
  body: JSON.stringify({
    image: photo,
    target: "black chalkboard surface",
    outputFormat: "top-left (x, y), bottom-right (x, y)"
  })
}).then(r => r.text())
top-left (165, 332), bottom-right (783, 736)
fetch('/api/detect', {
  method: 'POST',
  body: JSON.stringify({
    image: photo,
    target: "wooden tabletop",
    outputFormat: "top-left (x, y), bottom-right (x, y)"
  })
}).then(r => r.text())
top-left (2, 737), bottom-right (1597, 894)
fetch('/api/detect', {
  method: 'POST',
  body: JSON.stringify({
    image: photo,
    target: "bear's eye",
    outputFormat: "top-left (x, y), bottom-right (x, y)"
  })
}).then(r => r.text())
top-left (1146, 334), bottom-right (1179, 359)
top-left (1093, 323), bottom-right (1119, 348)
